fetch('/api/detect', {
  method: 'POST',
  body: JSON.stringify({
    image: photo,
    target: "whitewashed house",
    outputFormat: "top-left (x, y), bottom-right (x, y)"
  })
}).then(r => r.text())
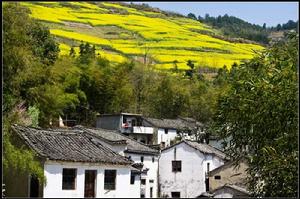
top-left (96, 113), bottom-right (205, 148)
top-left (7, 124), bottom-right (141, 198)
top-left (142, 117), bottom-right (204, 148)
top-left (159, 140), bottom-right (229, 198)
top-left (74, 126), bottom-right (160, 198)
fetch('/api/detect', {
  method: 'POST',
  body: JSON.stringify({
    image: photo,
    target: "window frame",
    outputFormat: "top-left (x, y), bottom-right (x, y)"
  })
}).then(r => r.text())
top-left (141, 179), bottom-right (146, 185)
top-left (214, 175), bottom-right (221, 180)
top-left (104, 170), bottom-right (117, 190)
top-left (62, 168), bottom-right (77, 190)
top-left (172, 160), bottom-right (182, 172)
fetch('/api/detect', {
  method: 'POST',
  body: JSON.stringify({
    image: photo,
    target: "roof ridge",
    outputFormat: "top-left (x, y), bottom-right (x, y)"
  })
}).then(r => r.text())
top-left (76, 126), bottom-right (158, 152)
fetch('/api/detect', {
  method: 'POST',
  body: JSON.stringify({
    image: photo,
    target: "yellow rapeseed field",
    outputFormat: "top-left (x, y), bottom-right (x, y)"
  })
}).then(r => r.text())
top-left (22, 2), bottom-right (264, 70)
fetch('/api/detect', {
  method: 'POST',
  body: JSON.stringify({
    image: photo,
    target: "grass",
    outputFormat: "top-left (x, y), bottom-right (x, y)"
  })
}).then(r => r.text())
top-left (22, 2), bottom-right (265, 70)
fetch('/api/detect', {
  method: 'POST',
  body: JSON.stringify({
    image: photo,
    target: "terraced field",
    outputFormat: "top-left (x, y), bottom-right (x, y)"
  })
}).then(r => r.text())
top-left (21, 2), bottom-right (264, 69)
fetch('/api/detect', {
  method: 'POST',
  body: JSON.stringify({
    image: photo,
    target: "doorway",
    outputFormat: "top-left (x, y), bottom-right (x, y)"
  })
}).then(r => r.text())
top-left (29, 175), bottom-right (39, 197)
top-left (84, 170), bottom-right (97, 198)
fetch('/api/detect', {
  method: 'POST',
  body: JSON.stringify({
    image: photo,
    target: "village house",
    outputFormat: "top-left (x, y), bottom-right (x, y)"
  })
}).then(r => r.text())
top-left (74, 125), bottom-right (160, 198)
top-left (6, 124), bottom-right (141, 198)
top-left (96, 113), bottom-right (207, 148)
top-left (159, 140), bottom-right (229, 198)
top-left (208, 160), bottom-right (250, 198)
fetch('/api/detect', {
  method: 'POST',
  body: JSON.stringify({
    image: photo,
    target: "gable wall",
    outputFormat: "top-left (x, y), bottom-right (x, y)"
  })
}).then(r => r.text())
top-left (159, 142), bottom-right (225, 198)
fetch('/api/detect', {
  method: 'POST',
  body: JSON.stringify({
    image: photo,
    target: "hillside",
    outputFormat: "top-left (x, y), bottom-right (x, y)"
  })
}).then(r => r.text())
top-left (21, 2), bottom-right (264, 70)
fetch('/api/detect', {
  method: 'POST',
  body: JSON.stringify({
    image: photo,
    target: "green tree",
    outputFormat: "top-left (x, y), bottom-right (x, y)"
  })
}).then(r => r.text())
top-left (212, 32), bottom-right (298, 197)
top-left (187, 13), bottom-right (197, 20)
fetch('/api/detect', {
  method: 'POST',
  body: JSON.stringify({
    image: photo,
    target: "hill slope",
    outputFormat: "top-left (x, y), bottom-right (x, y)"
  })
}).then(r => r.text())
top-left (21, 2), bottom-right (264, 70)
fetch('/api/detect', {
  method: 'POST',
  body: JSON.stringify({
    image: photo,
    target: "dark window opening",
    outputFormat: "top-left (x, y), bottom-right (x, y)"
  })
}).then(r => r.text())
top-left (171, 192), bottom-right (180, 198)
top-left (104, 170), bottom-right (116, 190)
top-left (141, 193), bottom-right (145, 198)
top-left (123, 117), bottom-right (127, 123)
top-left (150, 187), bottom-right (153, 198)
top-left (137, 118), bottom-right (143, 126)
top-left (172, 160), bottom-right (182, 172)
top-left (141, 179), bottom-right (146, 185)
top-left (132, 119), bottom-right (136, 126)
top-left (205, 178), bottom-right (209, 192)
top-left (141, 156), bottom-right (144, 162)
top-left (130, 172), bottom-right (135, 184)
top-left (30, 175), bottom-right (39, 197)
top-left (141, 140), bottom-right (146, 144)
top-left (62, 168), bottom-right (77, 190)
top-left (207, 163), bottom-right (210, 173)
top-left (214, 175), bottom-right (221, 180)
top-left (161, 142), bottom-right (166, 148)
top-left (152, 157), bottom-right (155, 163)
top-left (149, 179), bottom-right (154, 183)
top-left (164, 129), bottom-right (168, 134)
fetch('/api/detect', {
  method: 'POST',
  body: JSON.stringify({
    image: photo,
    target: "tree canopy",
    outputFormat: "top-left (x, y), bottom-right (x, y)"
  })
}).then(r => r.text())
top-left (212, 32), bottom-right (298, 197)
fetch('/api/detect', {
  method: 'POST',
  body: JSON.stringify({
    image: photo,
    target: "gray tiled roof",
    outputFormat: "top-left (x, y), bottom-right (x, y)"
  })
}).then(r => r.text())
top-left (74, 126), bottom-right (159, 155)
top-left (12, 124), bottom-right (132, 165)
top-left (162, 140), bottom-right (228, 160)
top-left (143, 117), bottom-right (202, 130)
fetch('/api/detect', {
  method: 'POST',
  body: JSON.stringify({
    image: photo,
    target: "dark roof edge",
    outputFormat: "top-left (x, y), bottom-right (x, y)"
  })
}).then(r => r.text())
top-left (11, 124), bottom-right (48, 158)
top-left (98, 113), bottom-right (142, 117)
top-left (210, 184), bottom-right (250, 195)
top-left (209, 158), bottom-right (248, 176)
top-left (124, 149), bottom-right (159, 156)
top-left (161, 140), bottom-right (228, 160)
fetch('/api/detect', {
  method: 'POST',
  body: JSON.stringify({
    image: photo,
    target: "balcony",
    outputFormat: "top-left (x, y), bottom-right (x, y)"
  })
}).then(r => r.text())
top-left (133, 126), bottom-right (154, 134)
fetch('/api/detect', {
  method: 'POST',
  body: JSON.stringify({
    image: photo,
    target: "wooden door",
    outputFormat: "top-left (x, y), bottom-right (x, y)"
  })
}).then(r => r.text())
top-left (84, 170), bottom-right (96, 198)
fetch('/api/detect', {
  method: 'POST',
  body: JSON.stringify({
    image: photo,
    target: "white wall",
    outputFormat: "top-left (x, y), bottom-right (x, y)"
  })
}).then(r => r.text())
top-left (159, 142), bottom-right (225, 198)
top-left (126, 153), bottom-right (158, 198)
top-left (43, 161), bottom-right (140, 198)
top-left (157, 128), bottom-right (177, 147)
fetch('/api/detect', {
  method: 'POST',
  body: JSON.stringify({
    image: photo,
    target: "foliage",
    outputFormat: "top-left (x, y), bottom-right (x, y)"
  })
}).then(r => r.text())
top-left (27, 105), bottom-right (40, 127)
top-left (198, 14), bottom-right (269, 44)
top-left (3, 102), bottom-right (45, 184)
top-left (211, 32), bottom-right (298, 197)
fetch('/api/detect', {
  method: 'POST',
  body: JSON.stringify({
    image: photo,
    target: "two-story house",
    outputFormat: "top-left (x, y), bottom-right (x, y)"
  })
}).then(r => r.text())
top-left (96, 113), bottom-right (205, 148)
top-left (159, 140), bottom-right (229, 198)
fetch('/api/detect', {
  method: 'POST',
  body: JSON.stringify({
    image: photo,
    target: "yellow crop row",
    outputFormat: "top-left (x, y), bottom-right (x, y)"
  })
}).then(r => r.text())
top-left (50, 29), bottom-right (111, 46)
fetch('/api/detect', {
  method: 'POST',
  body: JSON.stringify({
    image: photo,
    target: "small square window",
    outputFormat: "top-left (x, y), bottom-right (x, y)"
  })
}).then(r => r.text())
top-left (214, 175), bottom-right (221, 180)
top-left (141, 179), bottom-right (146, 185)
top-left (149, 179), bottom-right (154, 183)
top-left (62, 168), bottom-right (77, 190)
top-left (164, 129), bottom-right (168, 134)
top-left (172, 161), bottom-right (182, 172)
